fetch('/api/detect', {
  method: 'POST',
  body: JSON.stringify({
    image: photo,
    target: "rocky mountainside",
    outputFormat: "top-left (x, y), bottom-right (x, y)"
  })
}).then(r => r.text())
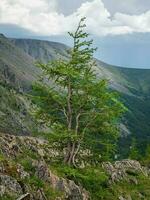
top-left (1, 132), bottom-right (150, 200)
top-left (11, 38), bottom-right (69, 63)
top-left (0, 34), bottom-right (150, 155)
top-left (0, 133), bottom-right (89, 200)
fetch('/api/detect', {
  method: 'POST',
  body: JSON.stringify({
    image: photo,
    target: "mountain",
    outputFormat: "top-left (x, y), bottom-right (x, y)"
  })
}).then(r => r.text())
top-left (0, 34), bottom-right (150, 156)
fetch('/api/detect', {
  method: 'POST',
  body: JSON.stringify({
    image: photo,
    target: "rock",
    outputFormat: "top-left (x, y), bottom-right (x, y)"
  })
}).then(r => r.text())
top-left (119, 196), bottom-right (126, 200)
top-left (37, 148), bottom-right (45, 157)
top-left (0, 174), bottom-right (23, 197)
top-left (119, 195), bottom-right (132, 200)
top-left (16, 164), bottom-right (30, 180)
top-left (0, 133), bottom-right (60, 162)
top-left (102, 159), bottom-right (148, 184)
top-left (0, 185), bottom-right (5, 196)
top-left (36, 189), bottom-right (47, 200)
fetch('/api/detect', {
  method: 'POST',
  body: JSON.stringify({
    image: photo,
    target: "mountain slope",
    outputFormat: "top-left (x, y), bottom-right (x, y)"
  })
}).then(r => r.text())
top-left (0, 34), bottom-right (40, 91)
top-left (0, 34), bottom-right (40, 134)
top-left (97, 61), bottom-right (150, 94)
top-left (11, 38), bottom-right (69, 63)
top-left (0, 35), bottom-right (150, 156)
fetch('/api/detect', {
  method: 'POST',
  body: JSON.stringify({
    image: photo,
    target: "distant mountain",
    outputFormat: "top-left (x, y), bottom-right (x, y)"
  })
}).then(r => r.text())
top-left (0, 34), bottom-right (150, 157)
top-left (11, 38), bottom-right (69, 63)
top-left (0, 34), bottom-right (39, 91)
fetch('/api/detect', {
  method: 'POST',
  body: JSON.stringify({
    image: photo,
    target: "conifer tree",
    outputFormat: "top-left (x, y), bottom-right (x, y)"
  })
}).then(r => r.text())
top-left (31, 18), bottom-right (125, 166)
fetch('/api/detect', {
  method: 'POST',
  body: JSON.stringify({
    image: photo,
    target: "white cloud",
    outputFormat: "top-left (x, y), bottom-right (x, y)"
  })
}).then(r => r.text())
top-left (102, 0), bottom-right (150, 15)
top-left (0, 0), bottom-right (150, 36)
top-left (114, 12), bottom-right (150, 33)
top-left (75, 0), bottom-right (150, 35)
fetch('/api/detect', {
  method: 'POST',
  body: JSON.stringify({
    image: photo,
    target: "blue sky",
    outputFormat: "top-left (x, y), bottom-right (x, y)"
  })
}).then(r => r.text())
top-left (0, 0), bottom-right (150, 68)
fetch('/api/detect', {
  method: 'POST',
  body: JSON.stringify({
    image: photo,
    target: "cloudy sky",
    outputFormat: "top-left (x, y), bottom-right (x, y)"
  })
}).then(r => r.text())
top-left (0, 0), bottom-right (150, 68)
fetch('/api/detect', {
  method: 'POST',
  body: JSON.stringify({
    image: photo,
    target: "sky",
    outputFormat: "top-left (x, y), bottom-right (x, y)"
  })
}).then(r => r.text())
top-left (0, 0), bottom-right (150, 68)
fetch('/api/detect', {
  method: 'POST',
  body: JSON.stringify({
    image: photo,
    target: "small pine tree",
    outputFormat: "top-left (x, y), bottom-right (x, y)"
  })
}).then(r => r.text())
top-left (31, 18), bottom-right (125, 166)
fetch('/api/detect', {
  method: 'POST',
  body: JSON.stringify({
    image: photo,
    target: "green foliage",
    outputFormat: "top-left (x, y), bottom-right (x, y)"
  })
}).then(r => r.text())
top-left (0, 151), bottom-right (5, 161)
top-left (145, 144), bottom-right (150, 161)
top-left (141, 144), bottom-right (150, 166)
top-left (25, 175), bottom-right (44, 188)
top-left (128, 138), bottom-right (140, 160)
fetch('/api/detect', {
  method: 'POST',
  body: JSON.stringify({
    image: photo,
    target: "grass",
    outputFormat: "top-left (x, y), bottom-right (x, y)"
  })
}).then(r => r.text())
top-left (19, 158), bottom-right (35, 173)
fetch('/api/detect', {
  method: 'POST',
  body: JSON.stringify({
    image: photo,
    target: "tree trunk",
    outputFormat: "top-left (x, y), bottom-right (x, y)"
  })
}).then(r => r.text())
top-left (64, 141), bottom-right (71, 163)
top-left (72, 143), bottom-right (80, 167)
top-left (64, 79), bottom-right (73, 164)
top-left (67, 142), bottom-right (76, 165)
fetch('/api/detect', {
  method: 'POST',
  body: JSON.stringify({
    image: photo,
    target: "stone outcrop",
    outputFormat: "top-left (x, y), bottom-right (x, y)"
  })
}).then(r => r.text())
top-left (0, 133), bottom-right (60, 160)
top-left (0, 174), bottom-right (23, 197)
top-left (102, 159), bottom-right (149, 183)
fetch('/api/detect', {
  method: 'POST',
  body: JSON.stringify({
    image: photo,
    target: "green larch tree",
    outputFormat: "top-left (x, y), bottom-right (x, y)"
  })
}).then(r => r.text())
top-left (31, 17), bottom-right (125, 166)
